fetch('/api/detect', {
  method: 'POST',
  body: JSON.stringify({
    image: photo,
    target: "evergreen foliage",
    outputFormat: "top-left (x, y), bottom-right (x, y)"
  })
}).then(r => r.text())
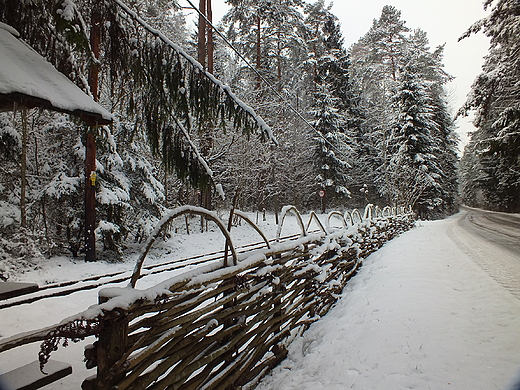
top-left (305, 2), bottom-right (358, 205)
top-left (459, 0), bottom-right (520, 212)
top-left (0, 0), bottom-right (274, 265)
top-left (350, 7), bottom-right (459, 218)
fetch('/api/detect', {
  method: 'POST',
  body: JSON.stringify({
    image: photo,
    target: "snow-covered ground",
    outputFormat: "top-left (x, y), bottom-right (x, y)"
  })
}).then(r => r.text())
top-left (256, 214), bottom-right (520, 390)
top-left (0, 212), bottom-right (313, 388)
top-left (1, 211), bottom-right (520, 389)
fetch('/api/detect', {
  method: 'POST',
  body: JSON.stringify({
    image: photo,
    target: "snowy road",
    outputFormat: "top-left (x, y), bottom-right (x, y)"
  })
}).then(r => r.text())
top-left (457, 206), bottom-right (520, 256)
top-left (256, 211), bottom-right (520, 390)
top-left (450, 207), bottom-right (520, 298)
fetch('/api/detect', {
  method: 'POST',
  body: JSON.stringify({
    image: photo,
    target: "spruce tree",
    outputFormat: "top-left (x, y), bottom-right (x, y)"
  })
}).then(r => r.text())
top-left (305, 2), bottom-right (359, 207)
top-left (349, 6), bottom-right (411, 205)
top-left (387, 59), bottom-right (443, 215)
top-left (350, 7), bottom-right (459, 217)
top-left (459, 0), bottom-right (520, 211)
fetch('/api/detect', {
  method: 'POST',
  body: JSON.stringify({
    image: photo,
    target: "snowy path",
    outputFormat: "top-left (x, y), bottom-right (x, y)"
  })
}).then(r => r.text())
top-left (256, 214), bottom-right (520, 390)
top-left (450, 207), bottom-right (520, 298)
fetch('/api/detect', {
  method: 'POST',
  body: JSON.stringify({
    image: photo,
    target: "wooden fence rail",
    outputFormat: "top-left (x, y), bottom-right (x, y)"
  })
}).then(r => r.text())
top-left (0, 205), bottom-right (414, 390)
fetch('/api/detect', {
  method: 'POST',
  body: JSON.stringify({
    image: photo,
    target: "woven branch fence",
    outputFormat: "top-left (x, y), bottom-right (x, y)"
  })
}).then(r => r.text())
top-left (0, 205), bottom-right (414, 390)
top-left (80, 205), bottom-right (414, 390)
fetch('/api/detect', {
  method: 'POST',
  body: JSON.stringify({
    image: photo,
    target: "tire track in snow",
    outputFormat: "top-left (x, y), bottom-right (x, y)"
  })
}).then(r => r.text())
top-left (447, 208), bottom-right (520, 299)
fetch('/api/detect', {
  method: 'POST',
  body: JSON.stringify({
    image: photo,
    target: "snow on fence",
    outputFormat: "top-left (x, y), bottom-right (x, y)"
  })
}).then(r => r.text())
top-left (0, 205), bottom-right (414, 390)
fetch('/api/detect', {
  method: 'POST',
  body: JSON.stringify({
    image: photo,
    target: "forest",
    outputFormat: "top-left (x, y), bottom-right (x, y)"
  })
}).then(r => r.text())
top-left (0, 0), bottom-right (514, 267)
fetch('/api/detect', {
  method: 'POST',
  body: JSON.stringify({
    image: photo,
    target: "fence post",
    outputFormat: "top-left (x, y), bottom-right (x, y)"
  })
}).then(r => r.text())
top-left (87, 297), bottom-right (128, 390)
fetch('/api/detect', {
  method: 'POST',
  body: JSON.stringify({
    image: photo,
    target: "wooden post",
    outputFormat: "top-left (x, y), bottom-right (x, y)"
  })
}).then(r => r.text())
top-left (95, 297), bottom-right (128, 390)
top-left (85, 0), bottom-right (101, 262)
top-left (272, 272), bottom-right (284, 334)
top-left (223, 190), bottom-right (239, 267)
top-left (96, 321), bottom-right (127, 389)
top-left (85, 130), bottom-right (96, 262)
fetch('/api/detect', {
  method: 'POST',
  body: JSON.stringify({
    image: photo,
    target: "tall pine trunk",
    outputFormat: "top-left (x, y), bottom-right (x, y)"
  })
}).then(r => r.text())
top-left (207, 0), bottom-right (213, 74)
top-left (256, 15), bottom-right (261, 90)
top-left (198, 0), bottom-right (213, 231)
top-left (197, 0), bottom-right (206, 67)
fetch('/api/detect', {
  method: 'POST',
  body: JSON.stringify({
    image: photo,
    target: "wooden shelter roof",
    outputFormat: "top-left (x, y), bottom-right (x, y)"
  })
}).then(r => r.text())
top-left (0, 22), bottom-right (112, 126)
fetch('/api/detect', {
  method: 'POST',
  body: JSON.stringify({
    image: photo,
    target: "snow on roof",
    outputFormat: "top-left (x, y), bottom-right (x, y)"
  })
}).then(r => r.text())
top-left (0, 22), bottom-right (112, 125)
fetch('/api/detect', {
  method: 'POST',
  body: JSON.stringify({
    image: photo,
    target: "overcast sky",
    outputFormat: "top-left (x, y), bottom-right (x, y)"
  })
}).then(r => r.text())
top-left (182, 0), bottom-right (491, 148)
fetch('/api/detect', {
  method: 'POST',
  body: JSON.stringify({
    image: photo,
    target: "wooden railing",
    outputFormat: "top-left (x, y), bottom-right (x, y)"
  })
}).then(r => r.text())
top-left (0, 205), bottom-right (414, 390)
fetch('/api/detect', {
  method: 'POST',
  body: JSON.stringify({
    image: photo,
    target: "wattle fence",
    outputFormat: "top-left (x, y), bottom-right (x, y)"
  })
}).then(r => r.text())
top-left (0, 205), bottom-right (415, 390)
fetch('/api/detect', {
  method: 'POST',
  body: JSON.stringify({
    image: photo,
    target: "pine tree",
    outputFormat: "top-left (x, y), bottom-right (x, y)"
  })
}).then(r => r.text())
top-left (222, 0), bottom-right (320, 214)
top-left (349, 6), bottom-right (411, 205)
top-left (224, 0), bottom-right (305, 91)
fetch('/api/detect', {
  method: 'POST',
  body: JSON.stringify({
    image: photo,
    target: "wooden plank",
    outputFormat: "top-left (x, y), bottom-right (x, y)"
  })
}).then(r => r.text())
top-left (0, 282), bottom-right (38, 300)
top-left (0, 360), bottom-right (72, 390)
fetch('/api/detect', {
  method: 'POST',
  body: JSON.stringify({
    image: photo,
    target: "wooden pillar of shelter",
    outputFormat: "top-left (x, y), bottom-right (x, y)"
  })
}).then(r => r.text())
top-left (85, 131), bottom-right (96, 262)
top-left (85, 0), bottom-right (102, 262)
top-left (20, 109), bottom-right (28, 228)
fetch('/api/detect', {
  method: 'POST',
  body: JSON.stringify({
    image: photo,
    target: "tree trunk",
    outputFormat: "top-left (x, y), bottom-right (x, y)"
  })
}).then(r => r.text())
top-left (85, 131), bottom-right (96, 261)
top-left (196, 0), bottom-right (213, 230)
top-left (313, 24), bottom-right (319, 93)
top-left (197, 0), bottom-right (206, 68)
top-left (207, 0), bottom-right (213, 74)
top-left (256, 15), bottom-right (261, 90)
top-left (277, 31), bottom-right (282, 91)
top-left (34, 134), bottom-right (49, 238)
top-left (203, 0), bottom-right (213, 221)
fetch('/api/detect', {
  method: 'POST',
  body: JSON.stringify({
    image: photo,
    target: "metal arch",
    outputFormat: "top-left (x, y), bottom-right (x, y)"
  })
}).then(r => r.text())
top-left (382, 206), bottom-right (392, 217)
top-left (363, 204), bottom-right (374, 220)
top-left (344, 210), bottom-right (353, 226)
top-left (130, 206), bottom-right (237, 288)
